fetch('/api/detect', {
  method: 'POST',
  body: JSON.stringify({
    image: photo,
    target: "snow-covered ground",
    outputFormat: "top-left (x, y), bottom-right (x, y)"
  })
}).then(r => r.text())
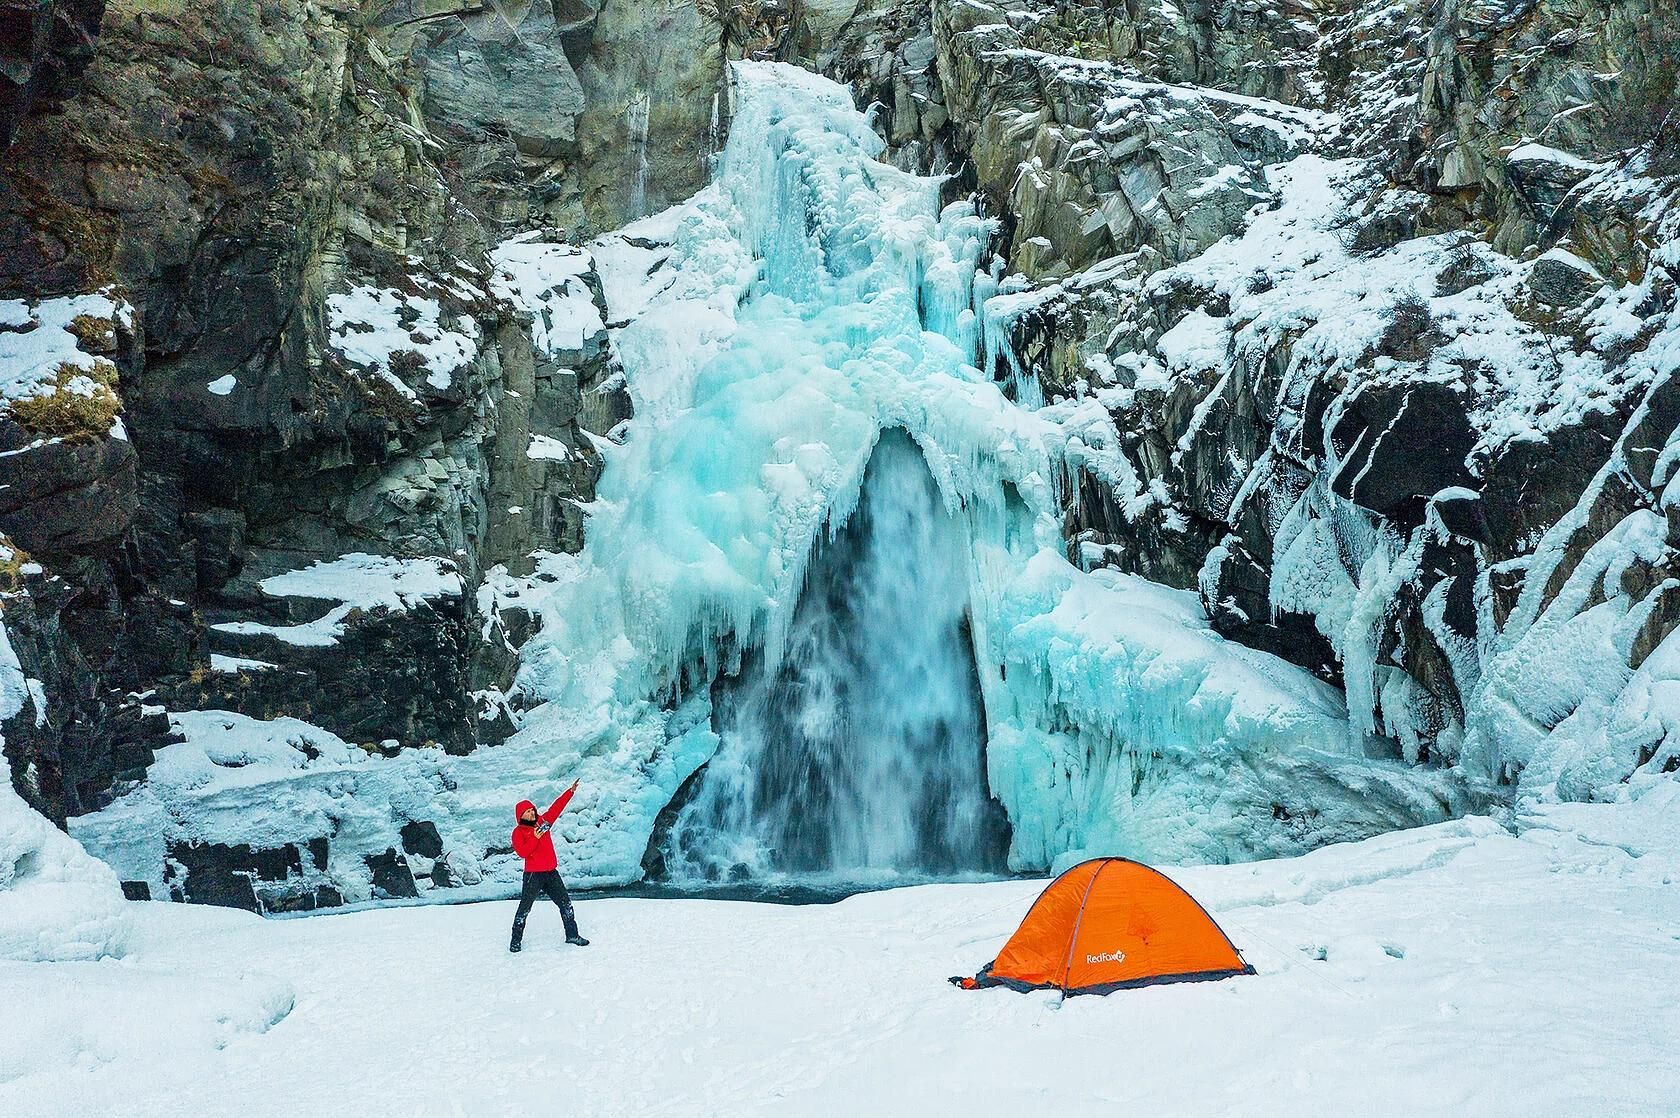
top-left (6, 790), bottom-right (1677, 1117)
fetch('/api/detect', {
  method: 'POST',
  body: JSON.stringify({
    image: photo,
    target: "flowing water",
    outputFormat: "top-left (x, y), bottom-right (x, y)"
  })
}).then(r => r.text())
top-left (660, 430), bottom-right (1011, 886)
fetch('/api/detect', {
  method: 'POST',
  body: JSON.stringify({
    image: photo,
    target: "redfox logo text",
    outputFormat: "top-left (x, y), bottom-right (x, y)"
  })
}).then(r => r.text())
top-left (1086, 950), bottom-right (1127, 965)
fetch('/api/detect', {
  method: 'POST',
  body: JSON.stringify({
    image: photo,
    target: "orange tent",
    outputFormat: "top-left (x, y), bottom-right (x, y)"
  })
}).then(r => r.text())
top-left (950, 857), bottom-right (1253, 996)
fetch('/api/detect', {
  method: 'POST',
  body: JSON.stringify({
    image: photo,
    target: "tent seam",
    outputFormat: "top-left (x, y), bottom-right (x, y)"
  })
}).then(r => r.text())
top-left (1057, 857), bottom-right (1111, 997)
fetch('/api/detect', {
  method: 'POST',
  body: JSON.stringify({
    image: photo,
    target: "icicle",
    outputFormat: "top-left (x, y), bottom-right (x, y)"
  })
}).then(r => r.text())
top-left (629, 91), bottom-right (651, 219)
top-left (707, 91), bottom-right (721, 174)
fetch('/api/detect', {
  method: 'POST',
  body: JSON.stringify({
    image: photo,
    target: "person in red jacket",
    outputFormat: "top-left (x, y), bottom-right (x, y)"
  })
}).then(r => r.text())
top-left (509, 779), bottom-right (589, 953)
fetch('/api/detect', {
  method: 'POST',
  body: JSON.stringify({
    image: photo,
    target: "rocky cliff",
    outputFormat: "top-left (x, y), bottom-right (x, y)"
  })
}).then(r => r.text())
top-left (0, 1), bottom-right (722, 852)
top-left (1, 0), bottom-right (1675, 911)
top-left (900, 0), bottom-right (1678, 794)
top-left (801, 0), bottom-right (1676, 791)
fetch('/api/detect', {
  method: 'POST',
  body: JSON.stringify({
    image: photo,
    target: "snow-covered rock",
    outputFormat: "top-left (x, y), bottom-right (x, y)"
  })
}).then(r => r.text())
top-left (945, 0), bottom-right (1680, 805)
top-left (0, 621), bottom-right (129, 962)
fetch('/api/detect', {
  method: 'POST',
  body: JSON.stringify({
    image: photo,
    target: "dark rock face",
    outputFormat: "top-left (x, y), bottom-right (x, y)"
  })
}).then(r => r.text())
top-left (165, 835), bottom-right (347, 913)
top-left (1526, 252), bottom-right (1604, 307)
top-left (1328, 380), bottom-right (1474, 526)
top-left (399, 820), bottom-right (443, 860)
top-left (0, 1), bottom-right (631, 831)
top-left (386, 0), bottom-right (724, 235)
top-left (196, 581), bottom-right (481, 755)
top-left (0, 0), bottom-right (104, 150)
top-left (0, 432), bottom-right (138, 553)
top-left (167, 841), bottom-right (262, 912)
top-left (0, 568), bottom-right (174, 822)
top-left (0, 291), bottom-right (140, 557)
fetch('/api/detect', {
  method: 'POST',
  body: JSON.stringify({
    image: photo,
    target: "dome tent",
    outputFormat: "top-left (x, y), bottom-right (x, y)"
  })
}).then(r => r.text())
top-left (951, 858), bottom-right (1254, 996)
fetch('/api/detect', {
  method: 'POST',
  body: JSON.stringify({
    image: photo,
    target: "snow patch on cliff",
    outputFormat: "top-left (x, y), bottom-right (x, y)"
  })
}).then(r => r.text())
top-left (327, 286), bottom-right (480, 395)
top-left (209, 553), bottom-right (464, 648)
top-left (490, 236), bottom-right (606, 357)
top-left (0, 290), bottom-right (130, 405)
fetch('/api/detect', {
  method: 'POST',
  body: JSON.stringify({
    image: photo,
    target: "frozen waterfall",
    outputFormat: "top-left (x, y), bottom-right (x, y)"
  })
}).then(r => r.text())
top-left (70, 61), bottom-right (1475, 898)
top-left (461, 59), bottom-right (1469, 889)
top-left (659, 430), bottom-right (1011, 884)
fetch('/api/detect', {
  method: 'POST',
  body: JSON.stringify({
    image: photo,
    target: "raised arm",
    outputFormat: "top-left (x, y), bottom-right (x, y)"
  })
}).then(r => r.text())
top-left (541, 781), bottom-right (579, 824)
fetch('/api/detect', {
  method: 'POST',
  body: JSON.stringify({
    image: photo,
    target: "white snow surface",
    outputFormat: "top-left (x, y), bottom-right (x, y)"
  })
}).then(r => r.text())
top-left (490, 235), bottom-right (607, 356)
top-left (526, 433), bottom-right (572, 461)
top-left (8, 793), bottom-right (1680, 1116)
top-left (0, 290), bottom-right (130, 406)
top-left (209, 653), bottom-right (276, 673)
top-left (254, 552), bottom-right (464, 609)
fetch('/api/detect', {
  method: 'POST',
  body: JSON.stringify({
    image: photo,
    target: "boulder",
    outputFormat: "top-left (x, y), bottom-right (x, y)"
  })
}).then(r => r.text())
top-left (399, 819), bottom-right (444, 860)
top-left (1527, 248), bottom-right (1605, 307)
top-left (365, 848), bottom-right (419, 900)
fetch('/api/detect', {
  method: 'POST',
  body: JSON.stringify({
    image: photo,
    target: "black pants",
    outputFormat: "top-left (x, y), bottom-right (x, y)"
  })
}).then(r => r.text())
top-left (511, 870), bottom-right (579, 947)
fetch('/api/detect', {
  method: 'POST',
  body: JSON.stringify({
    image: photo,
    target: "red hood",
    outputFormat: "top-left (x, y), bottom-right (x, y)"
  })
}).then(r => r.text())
top-left (514, 799), bottom-right (537, 823)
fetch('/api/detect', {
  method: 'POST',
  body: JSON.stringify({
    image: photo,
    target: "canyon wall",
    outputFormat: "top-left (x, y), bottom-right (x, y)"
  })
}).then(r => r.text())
top-left (2, 0), bottom-right (1674, 910)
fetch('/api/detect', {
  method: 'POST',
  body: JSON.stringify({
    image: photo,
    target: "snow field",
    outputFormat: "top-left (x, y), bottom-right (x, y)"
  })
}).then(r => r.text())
top-left (5, 793), bottom-right (1679, 1116)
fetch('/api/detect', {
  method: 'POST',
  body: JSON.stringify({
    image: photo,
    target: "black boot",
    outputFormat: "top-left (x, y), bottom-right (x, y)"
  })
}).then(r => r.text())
top-left (567, 935), bottom-right (590, 947)
top-left (509, 941), bottom-right (523, 953)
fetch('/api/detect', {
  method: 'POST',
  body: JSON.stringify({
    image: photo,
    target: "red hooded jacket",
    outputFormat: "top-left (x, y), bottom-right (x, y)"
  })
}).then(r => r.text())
top-left (511, 787), bottom-right (576, 873)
